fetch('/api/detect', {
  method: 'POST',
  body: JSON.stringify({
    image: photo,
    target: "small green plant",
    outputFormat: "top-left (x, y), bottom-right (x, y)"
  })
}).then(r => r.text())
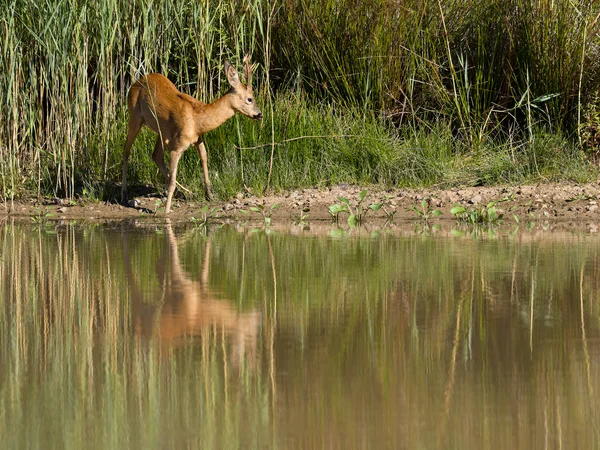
top-left (450, 201), bottom-right (504, 224)
top-left (328, 190), bottom-right (382, 226)
top-left (380, 195), bottom-right (397, 223)
top-left (190, 205), bottom-right (222, 228)
top-left (30, 207), bottom-right (54, 224)
top-left (81, 183), bottom-right (102, 202)
top-left (408, 198), bottom-right (442, 222)
top-left (242, 203), bottom-right (281, 226)
top-left (496, 192), bottom-right (520, 222)
top-left (499, 191), bottom-right (516, 202)
top-left (328, 203), bottom-right (347, 223)
top-left (292, 208), bottom-right (309, 227)
top-left (566, 193), bottom-right (595, 202)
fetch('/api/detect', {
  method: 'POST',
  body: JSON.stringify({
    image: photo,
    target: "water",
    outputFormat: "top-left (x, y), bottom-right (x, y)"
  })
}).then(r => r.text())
top-left (1, 220), bottom-right (600, 449)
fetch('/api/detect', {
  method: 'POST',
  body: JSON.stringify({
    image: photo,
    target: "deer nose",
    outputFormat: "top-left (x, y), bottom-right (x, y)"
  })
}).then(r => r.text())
top-left (253, 112), bottom-right (263, 120)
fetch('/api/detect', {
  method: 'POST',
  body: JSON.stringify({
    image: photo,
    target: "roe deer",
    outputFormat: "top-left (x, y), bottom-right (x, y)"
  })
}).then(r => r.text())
top-left (124, 223), bottom-right (261, 366)
top-left (121, 56), bottom-right (262, 213)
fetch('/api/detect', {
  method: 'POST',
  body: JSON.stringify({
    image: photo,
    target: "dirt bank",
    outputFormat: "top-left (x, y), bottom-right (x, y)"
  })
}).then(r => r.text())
top-left (2, 183), bottom-right (600, 224)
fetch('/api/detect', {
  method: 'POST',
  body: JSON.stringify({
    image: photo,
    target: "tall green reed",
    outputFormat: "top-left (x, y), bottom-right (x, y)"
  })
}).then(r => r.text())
top-left (1, 0), bottom-right (599, 201)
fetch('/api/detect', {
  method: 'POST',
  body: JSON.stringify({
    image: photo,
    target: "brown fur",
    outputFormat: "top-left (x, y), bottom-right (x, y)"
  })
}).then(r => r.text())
top-left (121, 57), bottom-right (262, 213)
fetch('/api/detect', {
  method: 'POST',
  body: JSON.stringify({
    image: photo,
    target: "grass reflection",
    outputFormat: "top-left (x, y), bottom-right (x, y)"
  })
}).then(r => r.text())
top-left (0, 221), bottom-right (599, 448)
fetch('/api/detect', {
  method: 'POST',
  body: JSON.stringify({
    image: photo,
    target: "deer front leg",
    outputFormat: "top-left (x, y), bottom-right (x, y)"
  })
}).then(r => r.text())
top-left (164, 148), bottom-right (184, 214)
top-left (195, 142), bottom-right (214, 201)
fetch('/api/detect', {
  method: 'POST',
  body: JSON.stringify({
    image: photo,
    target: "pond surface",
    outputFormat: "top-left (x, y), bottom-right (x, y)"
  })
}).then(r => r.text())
top-left (1, 221), bottom-right (600, 449)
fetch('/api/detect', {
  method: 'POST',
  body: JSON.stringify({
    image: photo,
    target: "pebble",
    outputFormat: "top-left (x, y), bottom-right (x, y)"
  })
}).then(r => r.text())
top-left (470, 195), bottom-right (482, 204)
top-left (589, 205), bottom-right (599, 212)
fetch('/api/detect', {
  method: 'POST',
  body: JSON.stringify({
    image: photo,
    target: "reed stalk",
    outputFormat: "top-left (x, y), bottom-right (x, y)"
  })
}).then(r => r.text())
top-left (1, 0), bottom-right (599, 201)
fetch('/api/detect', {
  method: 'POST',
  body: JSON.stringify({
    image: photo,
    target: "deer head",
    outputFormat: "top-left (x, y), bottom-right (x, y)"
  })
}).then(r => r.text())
top-left (224, 55), bottom-right (263, 120)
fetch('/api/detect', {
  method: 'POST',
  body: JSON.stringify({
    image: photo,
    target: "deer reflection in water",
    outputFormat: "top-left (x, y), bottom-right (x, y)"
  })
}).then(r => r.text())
top-left (124, 223), bottom-right (261, 368)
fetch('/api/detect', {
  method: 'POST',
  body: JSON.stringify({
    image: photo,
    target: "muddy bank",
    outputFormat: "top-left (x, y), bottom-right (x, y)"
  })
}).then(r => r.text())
top-left (2, 183), bottom-right (600, 224)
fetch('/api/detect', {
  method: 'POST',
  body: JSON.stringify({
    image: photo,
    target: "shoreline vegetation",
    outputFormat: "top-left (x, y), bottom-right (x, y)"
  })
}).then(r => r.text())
top-left (2, 182), bottom-right (600, 227)
top-left (2, 0), bottom-right (600, 205)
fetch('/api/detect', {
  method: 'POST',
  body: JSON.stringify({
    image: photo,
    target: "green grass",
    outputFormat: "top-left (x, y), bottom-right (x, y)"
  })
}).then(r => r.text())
top-left (1, 0), bottom-right (599, 202)
top-left (124, 96), bottom-right (598, 201)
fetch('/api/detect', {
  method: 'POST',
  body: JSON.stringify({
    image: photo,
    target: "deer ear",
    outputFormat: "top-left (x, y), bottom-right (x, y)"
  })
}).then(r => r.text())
top-left (224, 60), bottom-right (241, 88)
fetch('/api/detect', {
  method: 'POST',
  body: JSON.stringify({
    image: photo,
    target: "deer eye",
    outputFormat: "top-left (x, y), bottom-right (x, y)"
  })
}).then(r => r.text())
top-left (247, 98), bottom-right (253, 103)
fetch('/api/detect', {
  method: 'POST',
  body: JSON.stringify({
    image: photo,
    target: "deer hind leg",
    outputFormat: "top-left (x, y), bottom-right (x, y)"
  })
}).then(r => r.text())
top-left (121, 115), bottom-right (143, 203)
top-left (164, 145), bottom-right (185, 214)
top-left (195, 142), bottom-right (214, 201)
top-left (152, 137), bottom-right (169, 184)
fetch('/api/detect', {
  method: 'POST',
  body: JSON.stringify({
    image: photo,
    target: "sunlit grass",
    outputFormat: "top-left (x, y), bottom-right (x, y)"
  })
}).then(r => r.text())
top-left (2, 0), bottom-right (600, 202)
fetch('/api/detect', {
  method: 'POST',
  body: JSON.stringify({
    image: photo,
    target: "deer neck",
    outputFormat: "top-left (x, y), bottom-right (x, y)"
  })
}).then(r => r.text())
top-left (194, 95), bottom-right (236, 135)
